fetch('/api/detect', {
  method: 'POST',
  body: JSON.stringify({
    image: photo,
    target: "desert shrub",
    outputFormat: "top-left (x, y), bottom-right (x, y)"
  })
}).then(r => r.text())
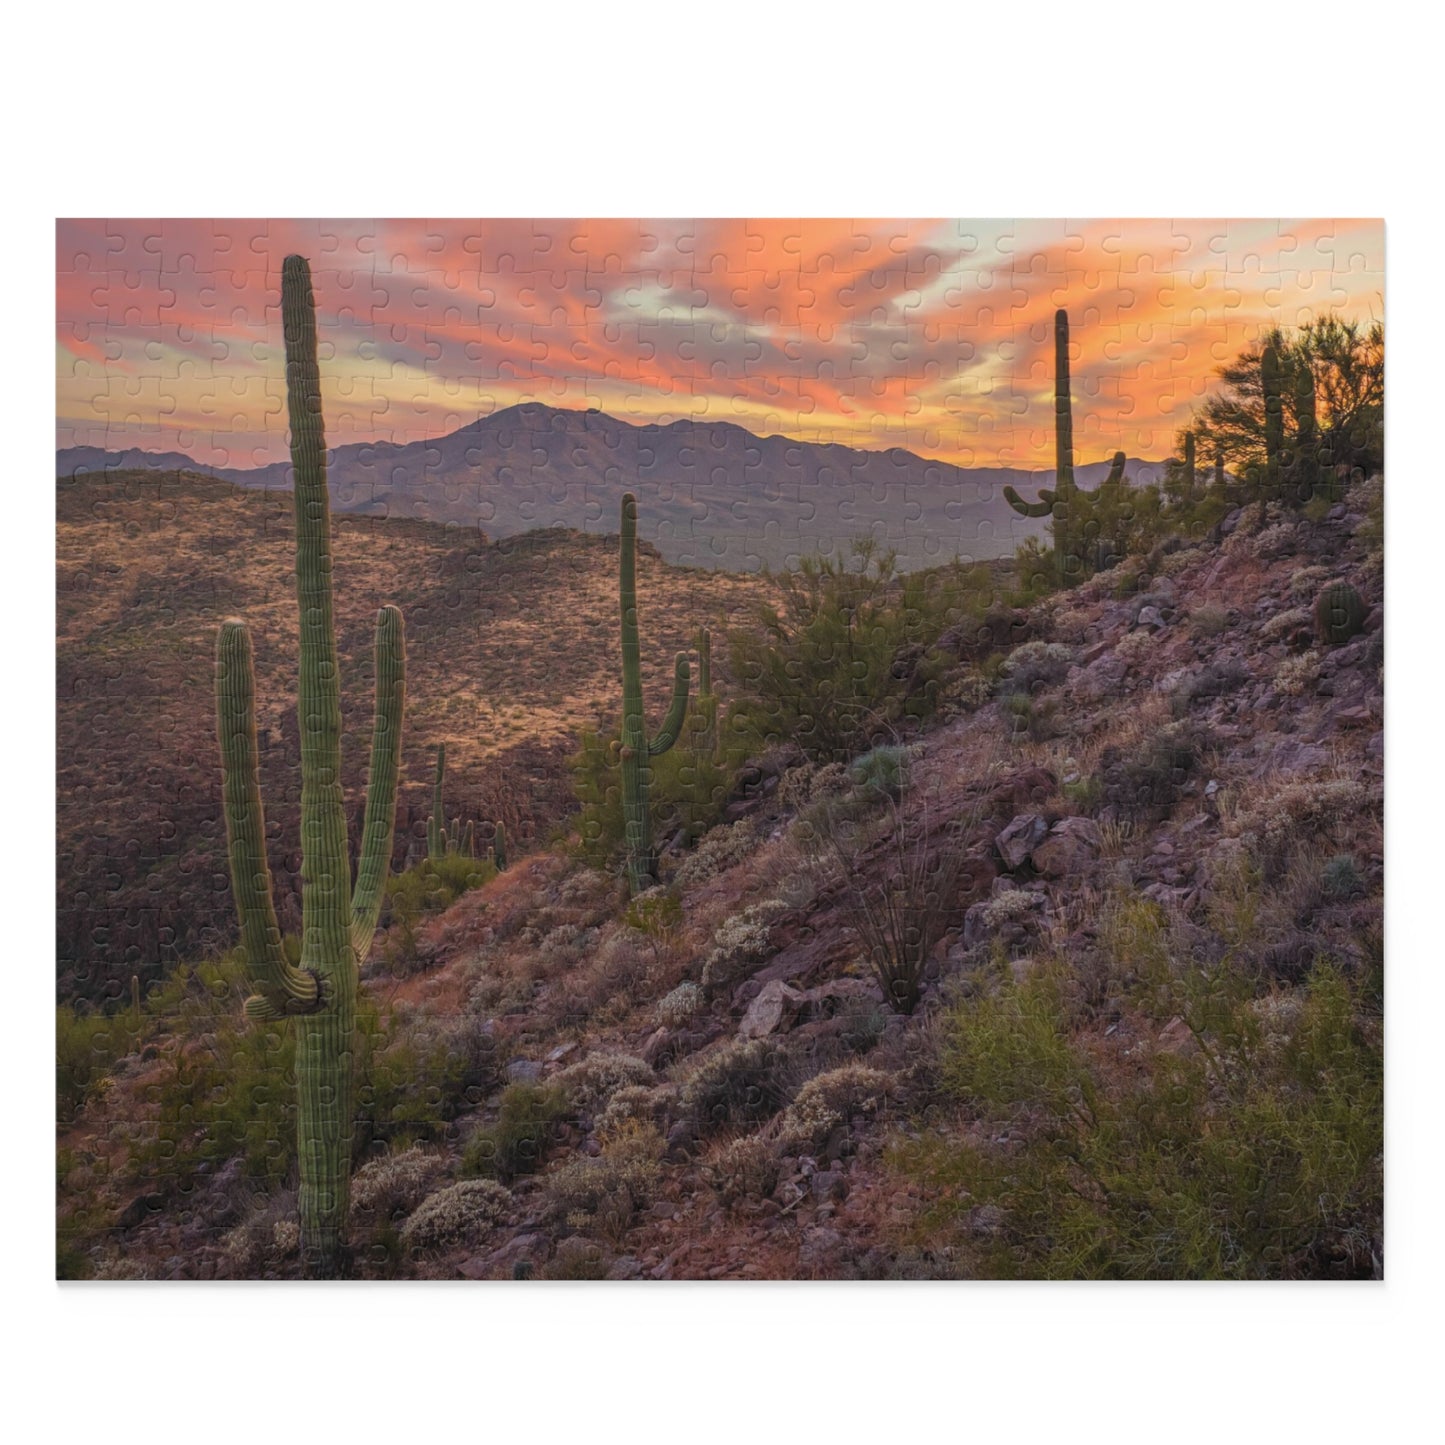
top-left (596, 1084), bottom-right (672, 1135)
top-left (677, 1037), bottom-right (792, 1132)
top-left (381, 854), bottom-right (496, 974)
top-left (997, 640), bottom-right (1074, 695)
top-left (545, 1121), bottom-right (663, 1238)
top-left (552, 1051), bottom-right (655, 1112)
top-left (1289, 565), bottom-right (1331, 601)
top-left (357, 1007), bottom-right (503, 1150)
top-left (776, 1064), bottom-right (896, 1154)
top-left (569, 725), bottom-right (738, 873)
top-left (57, 1004), bottom-right (137, 1123)
top-left (1114, 629), bottom-right (1155, 666)
top-left (542, 1238), bottom-right (611, 1279)
top-left (1260, 606), bottom-right (1313, 644)
top-left (1234, 776), bottom-right (1376, 873)
top-left (947, 670), bottom-right (994, 712)
top-left (838, 1001), bottom-right (889, 1055)
top-left (350, 1146), bottom-right (446, 1224)
top-left (704, 1135), bottom-right (781, 1208)
top-left (654, 980), bottom-right (704, 1029)
top-left (903, 956), bottom-right (1381, 1278)
top-left (672, 818), bottom-right (758, 888)
top-left (1095, 721), bottom-right (1207, 821)
top-left (1320, 854), bottom-right (1365, 900)
top-left (729, 541), bottom-right (988, 762)
top-left (1274, 651), bottom-right (1320, 697)
top-left (700, 900), bottom-right (788, 996)
top-left (460, 1082), bottom-right (568, 1183)
top-left (1000, 691), bottom-right (1060, 743)
top-left (1252, 521), bottom-right (1298, 559)
top-left (218, 1194), bottom-right (302, 1279)
top-left (849, 745), bottom-right (910, 801)
top-left (398, 1179), bottom-right (514, 1254)
top-left (1188, 605), bottom-right (1230, 638)
top-left (977, 888), bottom-right (1046, 931)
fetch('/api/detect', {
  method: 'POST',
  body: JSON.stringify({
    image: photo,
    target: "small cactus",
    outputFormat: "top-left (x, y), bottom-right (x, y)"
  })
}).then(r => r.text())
top-left (492, 820), bottom-right (508, 871)
top-left (427, 744), bottom-right (448, 860)
top-left (617, 492), bottom-right (690, 893)
top-left (1313, 582), bottom-right (1367, 646)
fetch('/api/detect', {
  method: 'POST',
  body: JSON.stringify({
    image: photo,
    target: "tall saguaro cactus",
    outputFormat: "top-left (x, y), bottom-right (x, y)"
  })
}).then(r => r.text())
top-left (618, 492), bottom-right (690, 894)
top-left (1183, 431), bottom-right (1197, 502)
top-left (693, 626), bottom-right (718, 759)
top-left (215, 255), bottom-right (406, 1276)
top-left (1004, 308), bottom-right (1085, 587)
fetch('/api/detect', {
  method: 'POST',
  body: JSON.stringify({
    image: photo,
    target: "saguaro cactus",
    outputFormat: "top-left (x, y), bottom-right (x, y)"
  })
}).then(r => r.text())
top-left (618, 492), bottom-right (690, 894)
top-left (427, 743), bottom-right (448, 859)
top-left (1004, 308), bottom-right (1088, 586)
top-left (492, 820), bottom-right (508, 871)
top-left (1183, 432), bottom-right (1197, 503)
top-left (215, 255), bottom-right (406, 1276)
top-left (693, 626), bottom-right (718, 759)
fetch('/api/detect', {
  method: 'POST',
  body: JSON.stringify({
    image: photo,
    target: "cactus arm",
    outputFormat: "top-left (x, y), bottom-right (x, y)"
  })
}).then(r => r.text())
top-left (647, 653), bottom-right (692, 755)
top-left (349, 605), bottom-right (406, 960)
top-left (1100, 451), bottom-right (1126, 489)
top-left (1003, 485), bottom-right (1057, 519)
top-left (696, 627), bottom-right (712, 698)
top-left (427, 742), bottom-right (446, 859)
top-left (216, 619), bottom-right (320, 1016)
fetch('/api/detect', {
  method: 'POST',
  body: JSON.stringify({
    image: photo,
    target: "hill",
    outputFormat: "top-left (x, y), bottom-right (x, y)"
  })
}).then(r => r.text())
top-left (56, 468), bottom-right (775, 1001)
top-left (57, 486), bottom-right (1384, 1280)
top-left (58, 402), bottom-right (1169, 571)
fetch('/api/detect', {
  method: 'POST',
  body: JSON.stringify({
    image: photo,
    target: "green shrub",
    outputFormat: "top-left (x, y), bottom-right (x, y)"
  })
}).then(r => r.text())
top-left (1320, 854), bottom-right (1365, 900)
top-left (728, 541), bottom-right (989, 763)
top-left (848, 745), bottom-right (910, 801)
top-left (460, 1082), bottom-right (569, 1183)
top-left (677, 1037), bottom-right (792, 1132)
top-left (56, 1005), bottom-right (137, 1123)
top-left (900, 955), bottom-right (1382, 1279)
top-left (398, 1179), bottom-right (514, 1254)
top-left (382, 854), bottom-right (496, 973)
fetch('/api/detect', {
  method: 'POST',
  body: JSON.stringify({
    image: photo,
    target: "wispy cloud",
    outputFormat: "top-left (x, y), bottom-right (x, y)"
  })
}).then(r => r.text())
top-left (56, 218), bottom-right (1384, 466)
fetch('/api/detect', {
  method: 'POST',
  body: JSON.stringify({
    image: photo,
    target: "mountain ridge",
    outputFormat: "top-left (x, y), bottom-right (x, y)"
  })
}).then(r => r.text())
top-left (58, 403), bottom-right (1170, 571)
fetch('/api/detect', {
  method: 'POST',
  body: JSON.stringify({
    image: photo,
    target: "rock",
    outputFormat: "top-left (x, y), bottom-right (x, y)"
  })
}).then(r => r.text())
top-left (738, 979), bottom-right (806, 1038)
top-left (1367, 731), bottom-right (1384, 762)
top-left (545, 1042), bottom-right (577, 1064)
top-left (1079, 639), bottom-right (1111, 665)
top-left (116, 1192), bottom-right (167, 1230)
top-left (607, 1256), bottom-right (646, 1280)
top-left (798, 1227), bottom-right (845, 1273)
top-left (1031, 816), bottom-right (1103, 878)
top-left (506, 1059), bottom-right (543, 1084)
top-left (1136, 605), bottom-right (1166, 631)
top-left (1071, 654), bottom-right (1128, 703)
top-left (995, 813), bottom-right (1049, 869)
top-left (640, 1026), bottom-right (673, 1065)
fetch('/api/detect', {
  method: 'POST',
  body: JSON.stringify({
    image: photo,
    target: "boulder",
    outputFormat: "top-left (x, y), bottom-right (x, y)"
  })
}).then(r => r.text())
top-left (995, 813), bottom-right (1049, 870)
top-left (1032, 816), bottom-right (1103, 878)
top-left (738, 979), bottom-right (805, 1039)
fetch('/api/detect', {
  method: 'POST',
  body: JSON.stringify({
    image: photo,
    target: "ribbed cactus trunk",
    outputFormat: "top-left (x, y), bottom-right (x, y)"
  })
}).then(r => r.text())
top-left (1262, 341), bottom-right (1284, 499)
top-left (1002, 309), bottom-right (1085, 587)
top-left (694, 626), bottom-right (718, 758)
top-left (216, 255), bottom-right (406, 1277)
top-left (1051, 308), bottom-right (1077, 585)
top-left (427, 743), bottom-right (446, 860)
top-left (1183, 432), bottom-right (1197, 502)
top-left (492, 820), bottom-right (507, 871)
top-left (1295, 361), bottom-right (1321, 500)
top-left (618, 492), bottom-right (690, 895)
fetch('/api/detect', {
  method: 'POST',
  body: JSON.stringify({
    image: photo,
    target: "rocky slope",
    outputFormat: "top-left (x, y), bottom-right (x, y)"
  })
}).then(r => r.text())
top-left (57, 486), bottom-right (1384, 1280)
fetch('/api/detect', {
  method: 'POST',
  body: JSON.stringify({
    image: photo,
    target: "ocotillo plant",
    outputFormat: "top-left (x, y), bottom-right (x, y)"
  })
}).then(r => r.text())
top-left (1261, 341), bottom-right (1285, 498)
top-left (215, 255), bottom-right (406, 1277)
top-left (1004, 308), bottom-right (1084, 587)
top-left (617, 491), bottom-right (690, 894)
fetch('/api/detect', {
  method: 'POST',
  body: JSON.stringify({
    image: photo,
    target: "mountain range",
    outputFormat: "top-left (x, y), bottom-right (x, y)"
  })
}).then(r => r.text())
top-left (57, 404), bottom-right (1169, 571)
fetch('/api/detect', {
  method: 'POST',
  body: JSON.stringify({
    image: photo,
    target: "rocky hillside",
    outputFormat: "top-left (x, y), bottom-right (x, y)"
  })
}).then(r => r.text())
top-left (56, 469), bottom-right (773, 1002)
top-left (57, 486), bottom-right (1384, 1280)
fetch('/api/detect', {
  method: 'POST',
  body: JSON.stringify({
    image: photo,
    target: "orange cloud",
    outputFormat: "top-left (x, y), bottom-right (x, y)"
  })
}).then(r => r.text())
top-left (56, 218), bottom-right (1384, 468)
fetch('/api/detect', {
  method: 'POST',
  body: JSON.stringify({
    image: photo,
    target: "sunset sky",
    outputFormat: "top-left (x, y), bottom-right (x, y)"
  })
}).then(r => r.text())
top-left (55, 218), bottom-right (1384, 470)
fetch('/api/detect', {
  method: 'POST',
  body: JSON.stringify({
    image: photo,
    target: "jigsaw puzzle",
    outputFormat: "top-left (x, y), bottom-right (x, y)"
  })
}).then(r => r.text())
top-left (55, 219), bottom-right (1384, 1280)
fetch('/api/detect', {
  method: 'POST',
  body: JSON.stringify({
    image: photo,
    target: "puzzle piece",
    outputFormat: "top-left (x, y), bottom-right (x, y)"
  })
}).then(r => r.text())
top-left (55, 219), bottom-right (1385, 1283)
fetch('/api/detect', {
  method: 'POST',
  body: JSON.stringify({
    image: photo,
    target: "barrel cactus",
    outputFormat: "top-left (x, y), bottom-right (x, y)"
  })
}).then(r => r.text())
top-left (1313, 582), bottom-right (1367, 646)
top-left (215, 255), bottom-right (407, 1276)
top-left (617, 492), bottom-right (690, 893)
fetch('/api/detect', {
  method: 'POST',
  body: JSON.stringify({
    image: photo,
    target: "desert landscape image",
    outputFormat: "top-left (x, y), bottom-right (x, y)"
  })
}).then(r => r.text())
top-left (56, 218), bottom-right (1385, 1281)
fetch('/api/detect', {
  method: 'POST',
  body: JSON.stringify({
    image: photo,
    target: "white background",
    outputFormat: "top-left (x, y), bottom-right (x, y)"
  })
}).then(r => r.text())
top-left (6, 3), bottom-right (1436, 1440)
